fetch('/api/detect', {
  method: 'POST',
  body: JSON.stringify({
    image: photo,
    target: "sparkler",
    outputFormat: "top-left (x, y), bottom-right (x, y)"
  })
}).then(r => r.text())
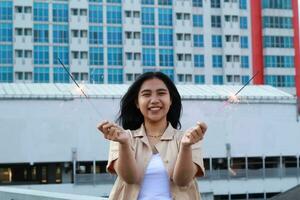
top-left (58, 57), bottom-right (102, 118)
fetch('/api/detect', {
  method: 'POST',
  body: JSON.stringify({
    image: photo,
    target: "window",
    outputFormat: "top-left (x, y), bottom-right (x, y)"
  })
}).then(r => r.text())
top-left (263, 16), bottom-right (293, 29)
top-left (0, 66), bottom-right (13, 83)
top-left (159, 29), bottom-right (173, 46)
top-left (212, 35), bottom-right (222, 47)
top-left (194, 55), bottom-right (204, 67)
top-left (142, 7), bottom-right (155, 25)
top-left (241, 56), bottom-right (249, 68)
top-left (158, 8), bottom-right (172, 26)
top-left (142, 0), bottom-right (155, 5)
top-left (108, 68), bottom-right (123, 84)
top-left (107, 6), bottom-right (122, 24)
top-left (240, 36), bottom-right (248, 48)
top-left (34, 24), bottom-right (49, 43)
top-left (53, 67), bottom-right (69, 83)
top-left (89, 47), bottom-right (104, 65)
top-left (264, 36), bottom-right (293, 48)
top-left (265, 75), bottom-right (295, 87)
top-left (34, 46), bottom-right (49, 65)
top-left (211, 15), bottom-right (221, 28)
top-left (212, 55), bottom-right (223, 68)
top-left (262, 0), bottom-right (292, 9)
top-left (160, 69), bottom-right (174, 81)
top-left (53, 25), bottom-right (68, 43)
top-left (0, 23), bottom-right (12, 42)
top-left (0, 1), bottom-right (12, 20)
top-left (213, 75), bottom-right (223, 85)
top-left (89, 26), bottom-right (103, 44)
top-left (193, 0), bottom-right (203, 7)
top-left (34, 67), bottom-right (49, 83)
top-left (211, 0), bottom-right (221, 8)
top-left (53, 46), bottom-right (69, 65)
top-left (193, 15), bottom-right (203, 27)
top-left (194, 35), bottom-right (204, 47)
top-left (108, 48), bottom-right (123, 66)
top-left (142, 28), bottom-right (155, 46)
top-left (241, 75), bottom-right (249, 84)
top-left (89, 5), bottom-right (103, 23)
top-left (89, 68), bottom-right (104, 84)
top-left (107, 26), bottom-right (122, 45)
top-left (159, 49), bottom-right (174, 66)
top-left (53, 3), bottom-right (68, 22)
top-left (239, 0), bottom-right (247, 9)
top-left (142, 48), bottom-right (156, 66)
top-left (195, 75), bottom-right (205, 84)
top-left (158, 0), bottom-right (172, 5)
top-left (34, 2), bottom-right (48, 21)
top-left (240, 16), bottom-right (248, 29)
top-left (264, 55), bottom-right (294, 68)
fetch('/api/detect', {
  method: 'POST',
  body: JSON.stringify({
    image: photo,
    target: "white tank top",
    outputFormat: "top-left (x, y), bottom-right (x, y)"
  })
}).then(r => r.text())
top-left (138, 154), bottom-right (172, 200)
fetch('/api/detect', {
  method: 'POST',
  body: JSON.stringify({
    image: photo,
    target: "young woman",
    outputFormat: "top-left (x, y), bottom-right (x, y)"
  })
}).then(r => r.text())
top-left (97, 72), bottom-right (207, 200)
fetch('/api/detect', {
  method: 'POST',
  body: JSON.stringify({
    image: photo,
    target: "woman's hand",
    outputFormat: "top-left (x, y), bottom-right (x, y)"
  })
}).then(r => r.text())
top-left (181, 121), bottom-right (207, 147)
top-left (97, 121), bottom-right (130, 145)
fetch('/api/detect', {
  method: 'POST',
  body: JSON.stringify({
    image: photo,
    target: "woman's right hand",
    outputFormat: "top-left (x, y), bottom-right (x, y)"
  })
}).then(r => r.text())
top-left (97, 121), bottom-right (130, 145)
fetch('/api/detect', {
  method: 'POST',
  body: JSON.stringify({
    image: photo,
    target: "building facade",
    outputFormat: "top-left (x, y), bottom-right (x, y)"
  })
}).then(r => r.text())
top-left (0, 0), bottom-right (299, 96)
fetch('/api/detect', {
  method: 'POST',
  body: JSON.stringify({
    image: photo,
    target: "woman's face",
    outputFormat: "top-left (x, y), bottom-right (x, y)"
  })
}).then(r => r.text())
top-left (136, 78), bottom-right (172, 124)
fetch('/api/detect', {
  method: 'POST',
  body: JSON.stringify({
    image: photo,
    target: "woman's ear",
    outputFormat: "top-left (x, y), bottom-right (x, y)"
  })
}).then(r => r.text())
top-left (135, 99), bottom-right (139, 109)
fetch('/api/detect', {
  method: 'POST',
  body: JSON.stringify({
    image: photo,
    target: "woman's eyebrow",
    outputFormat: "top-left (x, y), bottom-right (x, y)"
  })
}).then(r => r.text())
top-left (140, 88), bottom-right (167, 93)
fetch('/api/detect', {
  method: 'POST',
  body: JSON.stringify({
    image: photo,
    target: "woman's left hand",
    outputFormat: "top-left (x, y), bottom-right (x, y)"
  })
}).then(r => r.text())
top-left (181, 121), bottom-right (207, 147)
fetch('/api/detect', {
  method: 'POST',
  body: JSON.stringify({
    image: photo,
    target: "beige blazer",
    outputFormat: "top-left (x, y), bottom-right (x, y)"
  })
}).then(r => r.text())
top-left (106, 122), bottom-right (205, 200)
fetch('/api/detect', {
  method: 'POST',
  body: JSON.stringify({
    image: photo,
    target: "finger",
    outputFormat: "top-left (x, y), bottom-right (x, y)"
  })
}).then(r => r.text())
top-left (191, 129), bottom-right (203, 141)
top-left (197, 122), bottom-right (207, 134)
top-left (194, 126), bottom-right (203, 137)
top-left (97, 120), bottom-right (109, 132)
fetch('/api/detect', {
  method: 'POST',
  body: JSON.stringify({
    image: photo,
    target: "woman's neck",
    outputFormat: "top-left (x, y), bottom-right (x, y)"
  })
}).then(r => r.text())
top-left (144, 120), bottom-right (168, 137)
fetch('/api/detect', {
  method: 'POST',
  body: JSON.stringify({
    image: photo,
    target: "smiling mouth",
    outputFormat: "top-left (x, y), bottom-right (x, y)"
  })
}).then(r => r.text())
top-left (148, 107), bottom-right (161, 111)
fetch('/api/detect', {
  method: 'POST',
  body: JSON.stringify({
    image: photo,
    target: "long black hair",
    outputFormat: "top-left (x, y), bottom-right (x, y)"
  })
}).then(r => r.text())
top-left (116, 72), bottom-right (182, 130)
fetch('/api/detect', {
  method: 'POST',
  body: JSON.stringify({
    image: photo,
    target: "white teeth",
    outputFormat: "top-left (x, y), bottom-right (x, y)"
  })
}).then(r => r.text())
top-left (149, 107), bottom-right (160, 111)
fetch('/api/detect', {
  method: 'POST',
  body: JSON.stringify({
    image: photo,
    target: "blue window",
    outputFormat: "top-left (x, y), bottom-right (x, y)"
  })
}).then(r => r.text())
top-left (239, 0), bottom-right (247, 9)
top-left (89, 26), bottom-right (103, 44)
top-left (89, 47), bottom-right (104, 65)
top-left (264, 55), bottom-right (294, 68)
top-left (194, 55), bottom-right (204, 67)
top-left (89, 0), bottom-right (103, 2)
top-left (34, 67), bottom-right (49, 83)
top-left (158, 0), bottom-right (172, 5)
top-left (0, 1), bottom-right (12, 20)
top-left (264, 36), bottom-right (293, 48)
top-left (89, 68), bottom-right (104, 84)
top-left (107, 0), bottom-right (121, 2)
top-left (53, 25), bottom-right (68, 43)
top-left (89, 5), bottom-right (103, 23)
top-left (263, 16), bottom-right (293, 29)
top-left (159, 29), bottom-right (173, 46)
top-left (159, 49), bottom-right (174, 66)
top-left (160, 69), bottom-right (174, 81)
top-left (212, 55), bottom-right (223, 68)
top-left (213, 75), bottom-right (223, 85)
top-left (211, 15), bottom-right (221, 27)
top-left (53, 3), bottom-right (68, 22)
top-left (158, 8), bottom-right (172, 26)
top-left (0, 66), bottom-right (13, 82)
top-left (240, 36), bottom-right (248, 48)
top-left (194, 35), bottom-right (204, 47)
top-left (241, 75), bottom-right (250, 84)
top-left (142, 0), bottom-right (155, 5)
top-left (53, 46), bottom-right (69, 65)
top-left (193, 0), bottom-right (203, 7)
top-left (107, 6), bottom-right (122, 24)
top-left (142, 7), bottom-right (155, 25)
top-left (212, 35), bottom-right (222, 47)
top-left (34, 24), bottom-right (49, 43)
top-left (0, 23), bottom-right (12, 42)
top-left (142, 28), bottom-right (155, 46)
top-left (240, 16), bottom-right (248, 29)
top-left (142, 48), bottom-right (156, 66)
top-left (241, 56), bottom-right (249, 68)
top-left (211, 0), bottom-right (221, 8)
top-left (195, 75), bottom-right (205, 84)
top-left (34, 46), bottom-right (49, 65)
top-left (108, 48), bottom-right (123, 66)
top-left (108, 68), bottom-right (123, 84)
top-left (193, 15), bottom-right (203, 27)
top-left (0, 45), bottom-right (12, 64)
top-left (265, 75), bottom-right (295, 87)
top-left (53, 67), bottom-right (69, 83)
top-left (34, 2), bottom-right (49, 21)
top-left (107, 26), bottom-right (122, 45)
top-left (262, 0), bottom-right (292, 9)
